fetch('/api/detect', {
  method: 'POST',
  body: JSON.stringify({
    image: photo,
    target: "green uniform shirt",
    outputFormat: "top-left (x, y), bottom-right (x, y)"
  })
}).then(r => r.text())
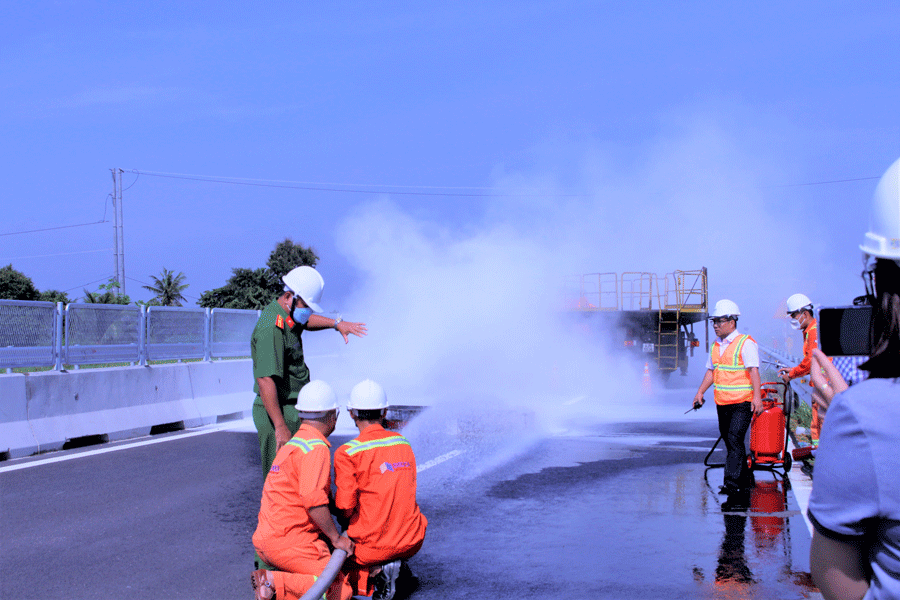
top-left (251, 299), bottom-right (310, 404)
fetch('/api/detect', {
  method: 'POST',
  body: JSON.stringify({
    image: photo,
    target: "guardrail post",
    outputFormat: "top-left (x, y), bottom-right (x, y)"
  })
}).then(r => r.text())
top-left (65, 303), bottom-right (76, 370)
top-left (139, 305), bottom-right (148, 366)
top-left (54, 302), bottom-right (63, 371)
top-left (204, 307), bottom-right (212, 361)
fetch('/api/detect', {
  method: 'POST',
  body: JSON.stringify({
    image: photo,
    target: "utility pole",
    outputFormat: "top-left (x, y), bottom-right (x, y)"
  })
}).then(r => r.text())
top-left (110, 168), bottom-right (126, 294)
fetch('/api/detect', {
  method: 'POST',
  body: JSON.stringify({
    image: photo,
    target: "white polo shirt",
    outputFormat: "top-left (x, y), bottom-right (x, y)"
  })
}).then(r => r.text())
top-left (705, 329), bottom-right (760, 370)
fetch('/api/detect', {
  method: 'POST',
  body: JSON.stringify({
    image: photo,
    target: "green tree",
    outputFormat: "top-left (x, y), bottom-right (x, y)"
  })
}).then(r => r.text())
top-left (83, 278), bottom-right (131, 305)
top-left (267, 238), bottom-right (319, 281)
top-left (143, 268), bottom-right (189, 306)
top-left (39, 289), bottom-right (70, 304)
top-left (0, 264), bottom-right (39, 300)
top-left (198, 268), bottom-right (274, 309)
top-left (198, 239), bottom-right (319, 309)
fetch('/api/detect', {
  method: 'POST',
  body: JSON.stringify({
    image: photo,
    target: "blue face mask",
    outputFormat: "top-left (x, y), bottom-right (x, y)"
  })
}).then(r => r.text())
top-left (292, 306), bottom-right (312, 325)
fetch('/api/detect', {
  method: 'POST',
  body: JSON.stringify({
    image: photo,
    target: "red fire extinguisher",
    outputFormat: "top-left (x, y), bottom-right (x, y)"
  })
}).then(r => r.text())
top-left (750, 392), bottom-right (786, 466)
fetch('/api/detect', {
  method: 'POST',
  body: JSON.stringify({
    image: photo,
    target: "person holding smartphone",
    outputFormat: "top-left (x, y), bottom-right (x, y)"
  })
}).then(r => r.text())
top-left (809, 157), bottom-right (900, 600)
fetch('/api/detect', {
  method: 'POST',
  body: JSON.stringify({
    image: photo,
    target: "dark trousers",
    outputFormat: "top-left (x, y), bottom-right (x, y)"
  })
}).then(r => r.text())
top-left (716, 401), bottom-right (753, 491)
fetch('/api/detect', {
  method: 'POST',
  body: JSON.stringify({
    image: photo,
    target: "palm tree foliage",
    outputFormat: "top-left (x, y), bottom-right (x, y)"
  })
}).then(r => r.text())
top-left (143, 268), bottom-right (189, 306)
top-left (83, 278), bottom-right (131, 304)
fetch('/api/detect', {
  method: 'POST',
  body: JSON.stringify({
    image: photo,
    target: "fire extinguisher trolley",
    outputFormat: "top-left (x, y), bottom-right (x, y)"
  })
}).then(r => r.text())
top-left (704, 381), bottom-right (794, 474)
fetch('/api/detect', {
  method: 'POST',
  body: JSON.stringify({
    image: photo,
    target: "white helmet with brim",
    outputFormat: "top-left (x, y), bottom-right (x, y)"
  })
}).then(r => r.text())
top-left (296, 380), bottom-right (338, 418)
top-left (282, 266), bottom-right (324, 313)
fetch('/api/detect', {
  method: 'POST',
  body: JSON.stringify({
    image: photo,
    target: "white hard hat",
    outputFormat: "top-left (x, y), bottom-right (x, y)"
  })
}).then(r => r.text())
top-left (785, 293), bottom-right (813, 314)
top-left (282, 266), bottom-right (324, 313)
top-left (348, 379), bottom-right (388, 410)
top-left (709, 299), bottom-right (740, 319)
top-left (860, 157), bottom-right (900, 260)
top-left (296, 380), bottom-right (338, 417)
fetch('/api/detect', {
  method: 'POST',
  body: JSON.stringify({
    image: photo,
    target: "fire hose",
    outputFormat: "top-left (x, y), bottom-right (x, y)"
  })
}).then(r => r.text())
top-left (298, 549), bottom-right (348, 600)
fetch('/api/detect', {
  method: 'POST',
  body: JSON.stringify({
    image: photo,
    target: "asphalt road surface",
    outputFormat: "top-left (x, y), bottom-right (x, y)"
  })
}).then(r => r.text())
top-left (1, 388), bottom-right (819, 600)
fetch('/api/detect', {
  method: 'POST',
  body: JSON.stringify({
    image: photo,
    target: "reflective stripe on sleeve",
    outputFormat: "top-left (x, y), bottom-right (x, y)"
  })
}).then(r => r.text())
top-left (342, 436), bottom-right (411, 456)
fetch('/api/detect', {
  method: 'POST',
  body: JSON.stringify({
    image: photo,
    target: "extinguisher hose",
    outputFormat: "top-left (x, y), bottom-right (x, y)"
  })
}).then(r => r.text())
top-left (298, 549), bottom-right (348, 600)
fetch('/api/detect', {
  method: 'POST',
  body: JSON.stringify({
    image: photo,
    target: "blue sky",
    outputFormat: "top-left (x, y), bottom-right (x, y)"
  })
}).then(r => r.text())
top-left (2, 2), bottom-right (899, 348)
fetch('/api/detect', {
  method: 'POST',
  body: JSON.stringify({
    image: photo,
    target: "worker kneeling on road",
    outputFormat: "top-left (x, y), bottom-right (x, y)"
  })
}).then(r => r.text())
top-left (251, 380), bottom-right (355, 600)
top-left (692, 300), bottom-right (763, 506)
top-left (334, 380), bottom-right (428, 600)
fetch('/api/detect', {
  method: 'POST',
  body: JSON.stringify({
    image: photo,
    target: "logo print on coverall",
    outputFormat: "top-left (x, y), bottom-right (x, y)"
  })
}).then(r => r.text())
top-left (379, 461), bottom-right (411, 473)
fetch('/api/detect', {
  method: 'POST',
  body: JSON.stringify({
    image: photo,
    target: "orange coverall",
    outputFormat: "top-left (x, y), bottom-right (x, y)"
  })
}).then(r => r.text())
top-left (252, 424), bottom-right (354, 600)
top-left (334, 424), bottom-right (428, 596)
top-left (787, 319), bottom-right (822, 443)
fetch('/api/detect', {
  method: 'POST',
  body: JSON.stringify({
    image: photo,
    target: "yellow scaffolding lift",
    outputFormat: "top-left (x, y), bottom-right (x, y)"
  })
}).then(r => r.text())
top-left (564, 268), bottom-right (708, 373)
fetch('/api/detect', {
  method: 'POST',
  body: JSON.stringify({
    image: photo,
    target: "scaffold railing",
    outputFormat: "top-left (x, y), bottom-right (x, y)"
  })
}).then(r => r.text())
top-left (564, 267), bottom-right (707, 313)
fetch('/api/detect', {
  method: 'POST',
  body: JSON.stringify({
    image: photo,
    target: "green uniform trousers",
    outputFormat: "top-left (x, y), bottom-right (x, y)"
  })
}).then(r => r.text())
top-left (252, 397), bottom-right (301, 479)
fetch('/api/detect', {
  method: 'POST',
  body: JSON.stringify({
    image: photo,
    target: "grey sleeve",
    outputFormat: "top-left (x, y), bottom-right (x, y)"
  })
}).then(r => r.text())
top-left (807, 393), bottom-right (879, 538)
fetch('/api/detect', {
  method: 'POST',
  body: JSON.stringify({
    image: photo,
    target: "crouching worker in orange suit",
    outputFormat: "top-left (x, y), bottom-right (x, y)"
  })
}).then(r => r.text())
top-left (334, 380), bottom-right (428, 600)
top-left (251, 380), bottom-right (356, 600)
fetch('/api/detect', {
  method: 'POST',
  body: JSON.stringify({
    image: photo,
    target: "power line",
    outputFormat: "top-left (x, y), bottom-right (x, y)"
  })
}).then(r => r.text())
top-left (772, 176), bottom-right (880, 188)
top-left (0, 220), bottom-right (108, 237)
top-left (132, 169), bottom-right (507, 191)
top-left (130, 169), bottom-right (589, 198)
top-left (0, 248), bottom-right (112, 261)
top-left (65, 276), bottom-right (115, 293)
top-left (122, 171), bottom-right (140, 192)
top-left (131, 168), bottom-right (882, 197)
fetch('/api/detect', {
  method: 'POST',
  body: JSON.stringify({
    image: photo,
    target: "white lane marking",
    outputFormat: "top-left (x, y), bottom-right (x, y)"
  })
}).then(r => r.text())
top-left (417, 449), bottom-right (463, 473)
top-left (0, 424), bottom-right (234, 473)
top-left (4, 423), bottom-right (466, 475)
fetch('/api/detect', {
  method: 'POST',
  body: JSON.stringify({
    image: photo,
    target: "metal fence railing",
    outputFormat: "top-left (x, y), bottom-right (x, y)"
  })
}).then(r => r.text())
top-left (0, 300), bottom-right (261, 371)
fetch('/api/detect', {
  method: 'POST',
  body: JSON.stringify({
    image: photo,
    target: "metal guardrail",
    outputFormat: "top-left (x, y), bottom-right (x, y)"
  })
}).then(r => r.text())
top-left (759, 345), bottom-right (810, 411)
top-left (0, 300), bottom-right (261, 371)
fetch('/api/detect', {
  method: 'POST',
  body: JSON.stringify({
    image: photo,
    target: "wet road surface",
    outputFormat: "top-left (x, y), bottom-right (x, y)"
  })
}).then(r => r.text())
top-left (0, 391), bottom-right (820, 600)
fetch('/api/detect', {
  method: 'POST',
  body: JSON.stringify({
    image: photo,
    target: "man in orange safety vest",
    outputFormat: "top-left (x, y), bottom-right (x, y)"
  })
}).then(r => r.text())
top-left (693, 300), bottom-right (763, 506)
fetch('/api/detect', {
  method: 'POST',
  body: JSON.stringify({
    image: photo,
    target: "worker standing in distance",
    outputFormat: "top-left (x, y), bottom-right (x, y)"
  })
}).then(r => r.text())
top-left (334, 380), bottom-right (428, 600)
top-left (692, 300), bottom-right (763, 504)
top-left (251, 380), bottom-right (356, 600)
top-left (778, 293), bottom-right (825, 447)
top-left (251, 265), bottom-right (367, 478)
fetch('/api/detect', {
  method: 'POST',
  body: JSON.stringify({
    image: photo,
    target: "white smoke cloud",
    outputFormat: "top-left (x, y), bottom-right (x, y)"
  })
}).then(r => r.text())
top-left (309, 109), bottom-right (861, 459)
top-left (332, 197), bottom-right (633, 407)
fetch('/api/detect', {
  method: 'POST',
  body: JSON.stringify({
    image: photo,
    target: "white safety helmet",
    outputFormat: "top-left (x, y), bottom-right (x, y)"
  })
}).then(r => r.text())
top-left (860, 157), bottom-right (900, 261)
top-left (282, 266), bottom-right (324, 313)
top-left (785, 293), bottom-right (813, 315)
top-left (348, 379), bottom-right (388, 410)
top-left (296, 380), bottom-right (339, 418)
top-left (709, 299), bottom-right (740, 320)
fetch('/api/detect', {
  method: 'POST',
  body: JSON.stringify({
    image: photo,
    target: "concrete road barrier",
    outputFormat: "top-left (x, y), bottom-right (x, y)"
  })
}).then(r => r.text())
top-left (0, 359), bottom-right (253, 459)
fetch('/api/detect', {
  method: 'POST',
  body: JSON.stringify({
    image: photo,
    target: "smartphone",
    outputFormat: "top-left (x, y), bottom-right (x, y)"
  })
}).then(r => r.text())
top-left (817, 306), bottom-right (872, 357)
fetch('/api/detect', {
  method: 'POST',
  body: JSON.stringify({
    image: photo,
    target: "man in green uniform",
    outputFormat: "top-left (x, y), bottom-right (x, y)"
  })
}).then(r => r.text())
top-left (251, 265), bottom-right (367, 478)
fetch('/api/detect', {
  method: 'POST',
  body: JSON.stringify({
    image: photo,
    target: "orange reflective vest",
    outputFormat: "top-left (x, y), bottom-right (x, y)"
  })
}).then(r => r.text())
top-left (711, 334), bottom-right (755, 405)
